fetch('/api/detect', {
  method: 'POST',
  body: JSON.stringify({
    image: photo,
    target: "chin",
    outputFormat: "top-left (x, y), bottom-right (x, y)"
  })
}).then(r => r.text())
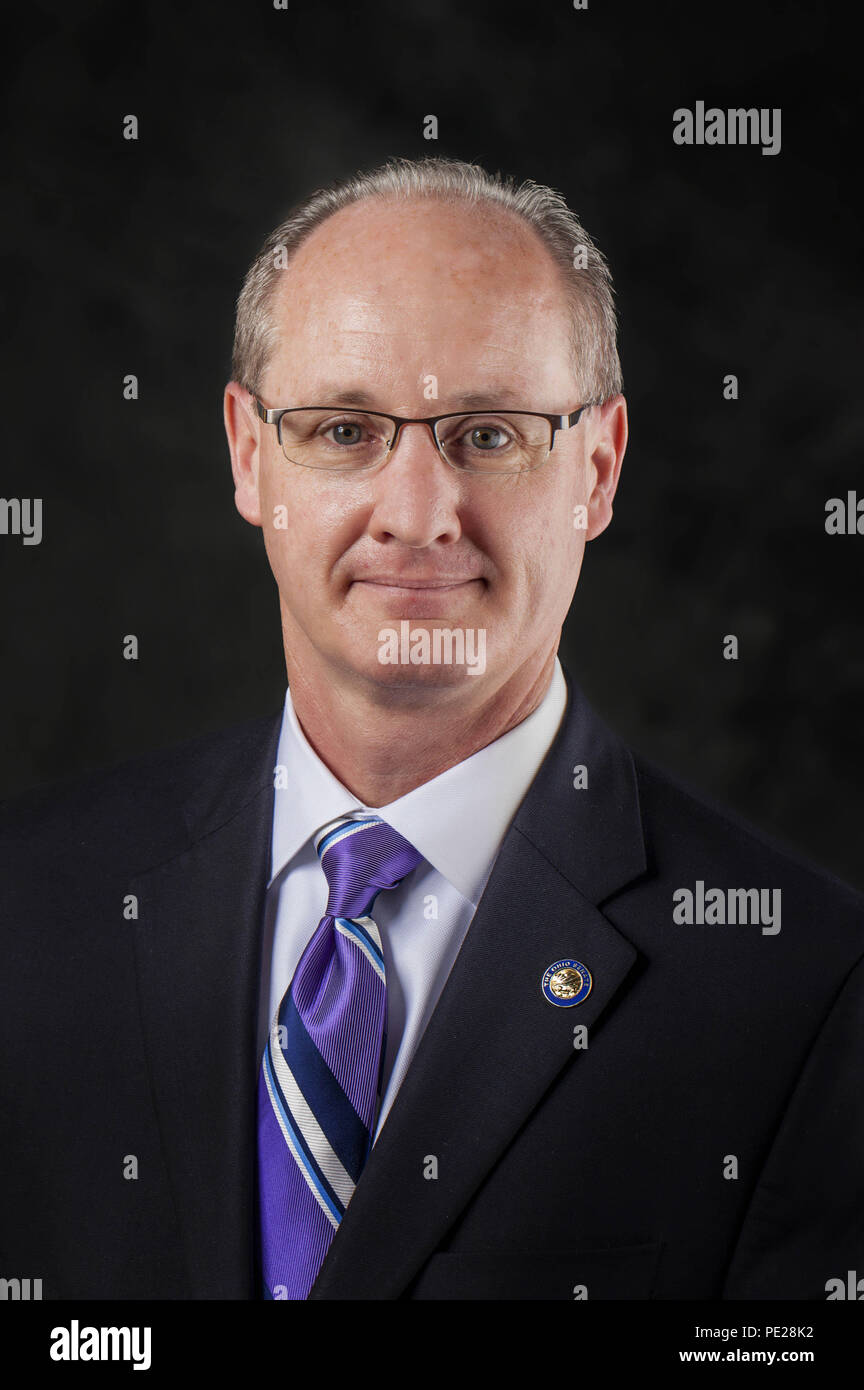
top-left (329, 615), bottom-right (489, 689)
top-left (348, 653), bottom-right (489, 695)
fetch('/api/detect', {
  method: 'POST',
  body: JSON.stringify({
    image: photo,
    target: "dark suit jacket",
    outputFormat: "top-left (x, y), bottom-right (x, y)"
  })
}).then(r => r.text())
top-left (1, 665), bottom-right (862, 1300)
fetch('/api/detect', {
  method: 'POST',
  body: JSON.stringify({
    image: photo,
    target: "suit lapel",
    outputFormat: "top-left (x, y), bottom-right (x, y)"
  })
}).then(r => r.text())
top-left (310, 667), bottom-right (648, 1299)
top-left (127, 670), bottom-right (646, 1300)
top-left (130, 713), bottom-right (281, 1298)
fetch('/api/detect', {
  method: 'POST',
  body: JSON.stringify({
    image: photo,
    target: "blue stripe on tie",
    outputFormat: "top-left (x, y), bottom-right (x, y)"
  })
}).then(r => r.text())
top-left (335, 917), bottom-right (385, 972)
top-left (316, 817), bottom-right (378, 859)
top-left (263, 1042), bottom-right (345, 1223)
top-left (278, 993), bottom-right (371, 1183)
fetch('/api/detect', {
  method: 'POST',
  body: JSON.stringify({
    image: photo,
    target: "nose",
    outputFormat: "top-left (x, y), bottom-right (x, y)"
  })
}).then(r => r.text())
top-left (366, 420), bottom-right (464, 548)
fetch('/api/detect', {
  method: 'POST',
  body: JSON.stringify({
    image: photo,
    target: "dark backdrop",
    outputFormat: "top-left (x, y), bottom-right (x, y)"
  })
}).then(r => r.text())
top-left (2, 0), bottom-right (861, 887)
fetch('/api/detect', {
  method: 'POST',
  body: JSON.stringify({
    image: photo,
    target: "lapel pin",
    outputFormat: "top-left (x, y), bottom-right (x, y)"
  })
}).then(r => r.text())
top-left (542, 958), bottom-right (592, 1007)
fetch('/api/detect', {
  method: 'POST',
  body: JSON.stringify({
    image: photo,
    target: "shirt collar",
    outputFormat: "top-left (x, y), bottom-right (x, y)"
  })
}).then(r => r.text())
top-left (270, 657), bottom-right (569, 906)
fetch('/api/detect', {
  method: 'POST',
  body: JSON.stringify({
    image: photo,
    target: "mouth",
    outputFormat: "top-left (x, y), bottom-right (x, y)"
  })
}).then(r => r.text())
top-left (350, 577), bottom-right (484, 611)
top-left (354, 578), bottom-right (480, 591)
top-left (354, 575), bottom-right (483, 592)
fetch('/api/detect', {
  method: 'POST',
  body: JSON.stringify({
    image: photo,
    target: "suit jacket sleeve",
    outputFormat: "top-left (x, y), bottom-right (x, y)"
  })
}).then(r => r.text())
top-left (722, 950), bottom-right (864, 1299)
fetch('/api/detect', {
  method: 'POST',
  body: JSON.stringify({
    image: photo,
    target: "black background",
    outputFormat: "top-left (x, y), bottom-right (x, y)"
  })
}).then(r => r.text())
top-left (2, 0), bottom-right (861, 887)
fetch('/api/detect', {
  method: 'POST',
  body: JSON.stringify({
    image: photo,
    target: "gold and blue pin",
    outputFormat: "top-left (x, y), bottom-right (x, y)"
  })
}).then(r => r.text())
top-left (542, 958), bottom-right (592, 1007)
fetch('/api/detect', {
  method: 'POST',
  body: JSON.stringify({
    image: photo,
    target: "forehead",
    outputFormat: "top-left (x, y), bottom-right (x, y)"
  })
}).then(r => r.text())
top-left (263, 198), bottom-right (573, 401)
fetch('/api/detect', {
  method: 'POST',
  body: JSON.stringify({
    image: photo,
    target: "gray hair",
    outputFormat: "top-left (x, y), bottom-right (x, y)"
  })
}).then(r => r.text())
top-left (231, 155), bottom-right (622, 404)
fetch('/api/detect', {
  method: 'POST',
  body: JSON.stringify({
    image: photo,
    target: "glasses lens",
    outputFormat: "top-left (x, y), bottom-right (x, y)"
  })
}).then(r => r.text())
top-left (436, 413), bottom-right (552, 473)
top-left (278, 409), bottom-right (392, 470)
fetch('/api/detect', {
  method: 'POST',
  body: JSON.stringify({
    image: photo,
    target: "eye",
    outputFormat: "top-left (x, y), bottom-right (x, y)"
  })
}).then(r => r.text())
top-left (463, 421), bottom-right (512, 451)
top-left (324, 419), bottom-right (367, 446)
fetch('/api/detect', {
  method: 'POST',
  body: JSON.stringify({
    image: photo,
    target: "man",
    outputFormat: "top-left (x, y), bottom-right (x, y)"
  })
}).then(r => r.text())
top-left (1, 156), bottom-right (862, 1301)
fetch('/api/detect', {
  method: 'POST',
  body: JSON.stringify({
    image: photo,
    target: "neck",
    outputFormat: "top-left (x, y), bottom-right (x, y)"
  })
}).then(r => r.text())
top-left (283, 642), bottom-right (559, 807)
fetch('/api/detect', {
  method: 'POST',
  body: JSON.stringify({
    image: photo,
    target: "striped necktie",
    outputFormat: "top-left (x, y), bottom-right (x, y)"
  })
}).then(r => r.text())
top-left (257, 813), bottom-right (422, 1300)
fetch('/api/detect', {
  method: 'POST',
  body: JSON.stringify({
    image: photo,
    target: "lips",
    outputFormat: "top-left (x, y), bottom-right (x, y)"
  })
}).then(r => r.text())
top-left (353, 577), bottom-right (481, 588)
top-left (351, 577), bottom-right (483, 617)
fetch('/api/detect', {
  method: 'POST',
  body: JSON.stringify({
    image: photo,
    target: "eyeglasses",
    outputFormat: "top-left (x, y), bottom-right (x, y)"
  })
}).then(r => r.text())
top-left (254, 399), bottom-right (596, 475)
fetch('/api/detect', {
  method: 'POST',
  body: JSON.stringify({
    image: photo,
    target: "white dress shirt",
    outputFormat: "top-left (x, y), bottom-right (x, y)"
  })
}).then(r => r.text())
top-left (259, 657), bottom-right (569, 1139)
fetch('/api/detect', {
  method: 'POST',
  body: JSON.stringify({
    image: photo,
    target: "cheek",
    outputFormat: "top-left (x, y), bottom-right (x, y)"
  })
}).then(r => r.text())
top-left (522, 532), bottom-right (580, 600)
top-left (260, 489), bottom-right (377, 619)
top-left (514, 473), bottom-right (586, 587)
top-left (262, 514), bottom-right (338, 595)
top-left (260, 465), bottom-right (360, 559)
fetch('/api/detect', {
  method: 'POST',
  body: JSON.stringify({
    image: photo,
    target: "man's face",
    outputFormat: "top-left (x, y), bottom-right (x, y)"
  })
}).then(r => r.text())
top-left (228, 197), bottom-right (623, 702)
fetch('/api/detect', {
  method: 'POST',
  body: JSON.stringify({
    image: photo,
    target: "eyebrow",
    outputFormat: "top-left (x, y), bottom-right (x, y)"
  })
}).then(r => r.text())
top-left (307, 385), bottom-right (526, 411)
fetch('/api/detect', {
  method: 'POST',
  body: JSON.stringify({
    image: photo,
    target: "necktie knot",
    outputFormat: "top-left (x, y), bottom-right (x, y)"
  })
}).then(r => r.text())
top-left (315, 814), bottom-right (422, 920)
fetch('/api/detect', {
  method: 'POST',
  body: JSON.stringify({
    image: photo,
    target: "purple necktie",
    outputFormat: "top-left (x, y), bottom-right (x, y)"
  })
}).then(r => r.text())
top-left (257, 813), bottom-right (422, 1299)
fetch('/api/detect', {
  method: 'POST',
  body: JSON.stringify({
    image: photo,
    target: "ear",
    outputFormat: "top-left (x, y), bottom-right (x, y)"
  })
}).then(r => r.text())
top-left (584, 394), bottom-right (628, 541)
top-left (224, 382), bottom-right (264, 527)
